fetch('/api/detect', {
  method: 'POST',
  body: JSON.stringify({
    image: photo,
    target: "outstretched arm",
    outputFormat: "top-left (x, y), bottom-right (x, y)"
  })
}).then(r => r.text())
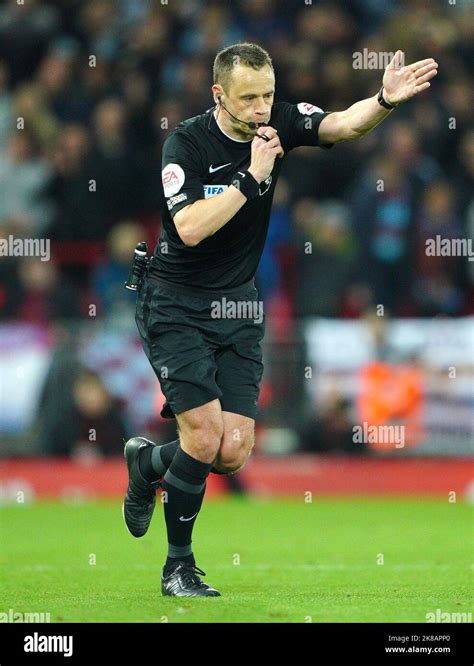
top-left (318, 51), bottom-right (438, 144)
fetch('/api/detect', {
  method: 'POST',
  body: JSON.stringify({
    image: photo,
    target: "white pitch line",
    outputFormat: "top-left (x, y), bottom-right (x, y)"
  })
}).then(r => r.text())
top-left (8, 562), bottom-right (468, 572)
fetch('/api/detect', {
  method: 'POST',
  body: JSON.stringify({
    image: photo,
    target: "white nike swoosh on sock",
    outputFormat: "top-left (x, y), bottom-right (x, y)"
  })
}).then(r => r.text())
top-left (179, 512), bottom-right (198, 522)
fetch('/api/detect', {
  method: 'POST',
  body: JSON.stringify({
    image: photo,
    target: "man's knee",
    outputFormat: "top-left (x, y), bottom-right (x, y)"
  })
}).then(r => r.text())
top-left (177, 400), bottom-right (224, 462)
top-left (214, 430), bottom-right (255, 474)
top-left (184, 420), bottom-right (224, 459)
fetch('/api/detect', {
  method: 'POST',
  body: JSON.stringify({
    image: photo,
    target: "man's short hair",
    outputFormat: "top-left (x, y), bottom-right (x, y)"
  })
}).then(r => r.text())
top-left (213, 42), bottom-right (273, 92)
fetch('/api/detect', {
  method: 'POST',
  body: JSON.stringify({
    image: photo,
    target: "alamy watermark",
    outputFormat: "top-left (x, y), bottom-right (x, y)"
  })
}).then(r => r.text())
top-left (210, 297), bottom-right (264, 324)
top-left (352, 49), bottom-right (404, 70)
top-left (352, 422), bottom-right (405, 448)
top-left (0, 235), bottom-right (50, 261)
top-left (425, 608), bottom-right (472, 623)
top-left (24, 632), bottom-right (73, 658)
top-left (0, 609), bottom-right (51, 623)
top-left (425, 235), bottom-right (474, 261)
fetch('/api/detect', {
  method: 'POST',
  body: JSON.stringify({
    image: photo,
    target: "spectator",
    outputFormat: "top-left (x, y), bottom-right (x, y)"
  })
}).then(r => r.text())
top-left (13, 81), bottom-right (59, 150)
top-left (89, 97), bottom-right (151, 223)
top-left (0, 129), bottom-right (52, 236)
top-left (293, 199), bottom-right (358, 317)
top-left (299, 395), bottom-right (362, 455)
top-left (6, 257), bottom-right (84, 323)
top-left (414, 181), bottom-right (464, 282)
top-left (0, 0), bottom-right (60, 86)
top-left (39, 367), bottom-right (128, 459)
top-left (91, 220), bottom-right (147, 319)
top-left (43, 123), bottom-right (103, 241)
top-left (36, 37), bottom-right (80, 122)
top-left (70, 370), bottom-right (129, 461)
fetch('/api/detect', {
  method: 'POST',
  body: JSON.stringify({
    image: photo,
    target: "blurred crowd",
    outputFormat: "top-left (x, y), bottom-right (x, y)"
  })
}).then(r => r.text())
top-left (0, 0), bottom-right (472, 457)
top-left (0, 0), bottom-right (472, 324)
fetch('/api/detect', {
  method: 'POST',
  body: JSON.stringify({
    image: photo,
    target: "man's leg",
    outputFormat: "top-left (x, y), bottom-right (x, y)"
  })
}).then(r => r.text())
top-left (138, 436), bottom-right (240, 483)
top-left (138, 438), bottom-right (180, 483)
top-left (213, 411), bottom-right (256, 474)
top-left (123, 408), bottom-right (253, 539)
top-left (160, 398), bottom-right (223, 597)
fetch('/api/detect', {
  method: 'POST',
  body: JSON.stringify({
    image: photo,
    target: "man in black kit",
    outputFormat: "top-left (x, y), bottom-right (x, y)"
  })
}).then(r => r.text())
top-left (123, 43), bottom-right (438, 597)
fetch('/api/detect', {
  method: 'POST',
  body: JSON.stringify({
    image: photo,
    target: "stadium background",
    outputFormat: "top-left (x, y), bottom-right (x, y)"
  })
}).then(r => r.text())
top-left (0, 0), bottom-right (473, 627)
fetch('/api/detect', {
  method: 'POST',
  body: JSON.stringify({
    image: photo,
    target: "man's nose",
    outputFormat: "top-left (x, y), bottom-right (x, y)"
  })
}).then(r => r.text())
top-left (254, 99), bottom-right (269, 115)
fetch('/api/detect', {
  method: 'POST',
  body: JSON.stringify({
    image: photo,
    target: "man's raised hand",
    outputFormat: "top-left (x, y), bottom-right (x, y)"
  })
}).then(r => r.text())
top-left (248, 126), bottom-right (284, 184)
top-left (382, 50), bottom-right (438, 106)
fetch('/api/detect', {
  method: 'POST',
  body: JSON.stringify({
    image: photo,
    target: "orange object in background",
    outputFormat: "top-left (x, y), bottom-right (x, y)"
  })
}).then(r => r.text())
top-left (357, 362), bottom-right (424, 450)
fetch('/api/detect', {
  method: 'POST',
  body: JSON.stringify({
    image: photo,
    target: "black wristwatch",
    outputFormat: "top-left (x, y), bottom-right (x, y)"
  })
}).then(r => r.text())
top-left (377, 86), bottom-right (398, 109)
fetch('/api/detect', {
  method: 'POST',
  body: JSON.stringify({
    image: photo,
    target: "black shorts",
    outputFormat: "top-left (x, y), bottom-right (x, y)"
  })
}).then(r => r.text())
top-left (135, 274), bottom-right (265, 420)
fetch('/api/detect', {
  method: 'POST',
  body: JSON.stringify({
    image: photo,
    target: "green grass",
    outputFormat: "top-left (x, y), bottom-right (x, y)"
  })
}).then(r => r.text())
top-left (1, 497), bottom-right (472, 622)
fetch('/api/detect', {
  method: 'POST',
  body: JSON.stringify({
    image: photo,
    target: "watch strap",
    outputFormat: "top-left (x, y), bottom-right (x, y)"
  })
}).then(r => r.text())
top-left (377, 86), bottom-right (397, 110)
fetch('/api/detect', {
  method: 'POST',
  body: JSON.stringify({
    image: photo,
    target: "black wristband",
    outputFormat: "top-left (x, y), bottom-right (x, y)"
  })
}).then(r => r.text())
top-left (231, 170), bottom-right (260, 200)
top-left (377, 86), bottom-right (397, 110)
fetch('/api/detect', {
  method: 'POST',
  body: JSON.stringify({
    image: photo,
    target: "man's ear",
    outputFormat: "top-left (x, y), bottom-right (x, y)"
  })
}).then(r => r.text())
top-left (212, 85), bottom-right (223, 104)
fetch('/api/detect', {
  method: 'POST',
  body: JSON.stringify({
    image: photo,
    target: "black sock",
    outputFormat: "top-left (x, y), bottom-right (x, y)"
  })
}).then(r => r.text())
top-left (165, 552), bottom-right (195, 571)
top-left (139, 439), bottom-right (180, 483)
top-left (157, 439), bottom-right (180, 469)
top-left (210, 466), bottom-right (231, 475)
top-left (162, 449), bottom-right (212, 572)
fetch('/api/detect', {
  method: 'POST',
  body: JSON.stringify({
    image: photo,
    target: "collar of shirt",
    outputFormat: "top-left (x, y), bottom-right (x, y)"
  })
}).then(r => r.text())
top-left (207, 109), bottom-right (253, 149)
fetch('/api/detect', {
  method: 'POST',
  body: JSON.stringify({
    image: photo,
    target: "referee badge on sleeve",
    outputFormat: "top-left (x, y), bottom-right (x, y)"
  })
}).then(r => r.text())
top-left (162, 163), bottom-right (185, 197)
top-left (297, 102), bottom-right (324, 115)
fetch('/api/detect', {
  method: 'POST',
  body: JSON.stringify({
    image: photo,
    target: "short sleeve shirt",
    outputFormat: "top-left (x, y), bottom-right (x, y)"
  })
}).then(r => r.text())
top-left (150, 101), bottom-right (333, 289)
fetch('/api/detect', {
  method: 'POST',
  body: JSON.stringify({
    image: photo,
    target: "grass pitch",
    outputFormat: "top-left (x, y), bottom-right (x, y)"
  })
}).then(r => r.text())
top-left (1, 496), bottom-right (472, 623)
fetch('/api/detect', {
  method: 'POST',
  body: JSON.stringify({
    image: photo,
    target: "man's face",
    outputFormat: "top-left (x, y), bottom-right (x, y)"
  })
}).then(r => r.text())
top-left (213, 63), bottom-right (275, 139)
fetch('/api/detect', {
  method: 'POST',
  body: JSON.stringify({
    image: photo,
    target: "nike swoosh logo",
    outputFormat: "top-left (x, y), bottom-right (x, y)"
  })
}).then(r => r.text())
top-left (179, 512), bottom-right (198, 522)
top-left (209, 163), bottom-right (232, 173)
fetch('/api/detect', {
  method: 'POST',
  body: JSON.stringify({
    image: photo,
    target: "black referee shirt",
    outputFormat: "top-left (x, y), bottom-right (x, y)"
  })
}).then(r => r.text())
top-left (149, 101), bottom-right (333, 290)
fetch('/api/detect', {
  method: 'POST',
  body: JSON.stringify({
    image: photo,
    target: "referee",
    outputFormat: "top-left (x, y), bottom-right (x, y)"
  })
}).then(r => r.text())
top-left (123, 43), bottom-right (438, 597)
